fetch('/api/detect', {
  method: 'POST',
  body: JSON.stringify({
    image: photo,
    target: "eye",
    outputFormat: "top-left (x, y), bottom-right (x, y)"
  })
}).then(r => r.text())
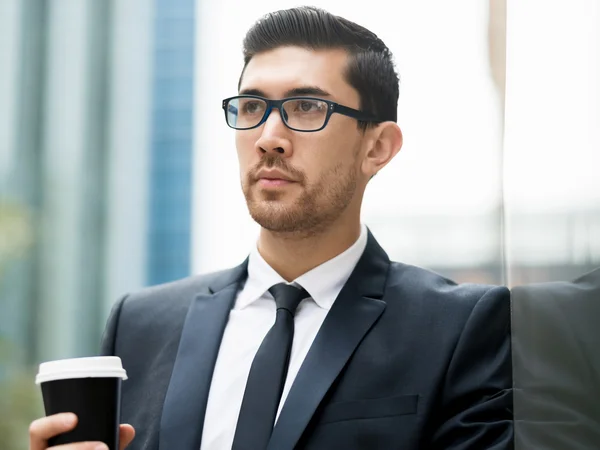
top-left (293, 100), bottom-right (325, 113)
top-left (300, 101), bottom-right (316, 112)
top-left (241, 100), bottom-right (265, 115)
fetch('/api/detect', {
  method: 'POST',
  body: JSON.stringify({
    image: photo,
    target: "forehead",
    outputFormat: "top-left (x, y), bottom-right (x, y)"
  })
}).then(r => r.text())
top-left (239, 46), bottom-right (358, 103)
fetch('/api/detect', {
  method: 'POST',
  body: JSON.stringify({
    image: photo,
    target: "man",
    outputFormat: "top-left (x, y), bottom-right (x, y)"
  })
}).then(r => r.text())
top-left (30, 6), bottom-right (512, 450)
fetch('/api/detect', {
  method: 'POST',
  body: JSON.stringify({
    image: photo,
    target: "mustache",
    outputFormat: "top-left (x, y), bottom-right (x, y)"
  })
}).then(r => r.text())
top-left (248, 154), bottom-right (305, 184)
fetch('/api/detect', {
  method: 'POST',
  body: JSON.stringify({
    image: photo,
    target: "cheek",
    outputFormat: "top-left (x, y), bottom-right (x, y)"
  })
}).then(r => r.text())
top-left (301, 153), bottom-right (343, 189)
top-left (303, 129), bottom-right (358, 172)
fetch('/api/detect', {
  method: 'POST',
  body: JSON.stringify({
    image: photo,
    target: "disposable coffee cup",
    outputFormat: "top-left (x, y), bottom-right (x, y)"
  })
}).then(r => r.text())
top-left (36, 356), bottom-right (127, 450)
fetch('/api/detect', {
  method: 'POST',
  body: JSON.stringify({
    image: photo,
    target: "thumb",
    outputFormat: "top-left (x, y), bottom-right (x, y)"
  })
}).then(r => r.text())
top-left (119, 424), bottom-right (136, 450)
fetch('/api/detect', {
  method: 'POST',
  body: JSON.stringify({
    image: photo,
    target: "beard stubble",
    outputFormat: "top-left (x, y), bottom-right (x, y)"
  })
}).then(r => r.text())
top-left (242, 154), bottom-right (357, 237)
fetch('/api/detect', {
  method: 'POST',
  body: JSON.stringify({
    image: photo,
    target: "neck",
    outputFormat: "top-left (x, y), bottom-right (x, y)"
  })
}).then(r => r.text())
top-left (257, 218), bottom-right (362, 282)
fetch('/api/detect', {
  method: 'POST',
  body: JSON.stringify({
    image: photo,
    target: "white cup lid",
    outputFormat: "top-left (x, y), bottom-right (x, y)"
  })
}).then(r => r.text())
top-left (36, 356), bottom-right (128, 384)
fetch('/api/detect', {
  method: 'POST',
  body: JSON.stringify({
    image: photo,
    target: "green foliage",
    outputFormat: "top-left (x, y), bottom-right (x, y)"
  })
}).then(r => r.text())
top-left (0, 339), bottom-right (43, 450)
top-left (0, 368), bottom-right (43, 450)
top-left (0, 201), bottom-right (40, 449)
top-left (0, 201), bottom-right (34, 275)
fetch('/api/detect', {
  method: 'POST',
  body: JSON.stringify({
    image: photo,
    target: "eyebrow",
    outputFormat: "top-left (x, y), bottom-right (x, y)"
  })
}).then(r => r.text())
top-left (238, 86), bottom-right (332, 98)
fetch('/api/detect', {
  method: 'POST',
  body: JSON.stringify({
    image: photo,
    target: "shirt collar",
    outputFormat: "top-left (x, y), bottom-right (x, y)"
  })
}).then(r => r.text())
top-left (238, 225), bottom-right (368, 310)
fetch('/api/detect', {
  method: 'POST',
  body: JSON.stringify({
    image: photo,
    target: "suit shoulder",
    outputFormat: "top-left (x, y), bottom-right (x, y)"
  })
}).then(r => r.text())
top-left (121, 268), bottom-right (238, 311)
top-left (387, 261), bottom-right (509, 308)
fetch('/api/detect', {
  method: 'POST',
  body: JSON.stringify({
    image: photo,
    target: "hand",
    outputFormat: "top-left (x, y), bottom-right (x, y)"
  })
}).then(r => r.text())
top-left (29, 412), bottom-right (135, 450)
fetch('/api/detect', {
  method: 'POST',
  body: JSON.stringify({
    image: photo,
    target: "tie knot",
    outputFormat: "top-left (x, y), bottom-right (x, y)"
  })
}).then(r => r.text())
top-left (268, 283), bottom-right (308, 315)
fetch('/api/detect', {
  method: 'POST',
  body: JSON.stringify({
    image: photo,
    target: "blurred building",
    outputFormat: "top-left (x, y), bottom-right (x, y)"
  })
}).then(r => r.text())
top-left (147, 0), bottom-right (194, 286)
top-left (0, 0), bottom-right (194, 366)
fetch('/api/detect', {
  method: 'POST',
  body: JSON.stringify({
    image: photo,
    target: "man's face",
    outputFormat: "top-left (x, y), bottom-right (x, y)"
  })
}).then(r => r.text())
top-left (236, 46), bottom-right (367, 236)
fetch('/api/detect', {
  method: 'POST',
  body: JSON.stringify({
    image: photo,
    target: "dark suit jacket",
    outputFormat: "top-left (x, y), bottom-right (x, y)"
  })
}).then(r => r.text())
top-left (100, 231), bottom-right (513, 449)
top-left (512, 268), bottom-right (600, 449)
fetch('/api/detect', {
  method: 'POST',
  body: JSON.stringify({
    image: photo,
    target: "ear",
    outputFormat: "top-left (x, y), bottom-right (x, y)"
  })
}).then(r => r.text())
top-left (361, 122), bottom-right (403, 178)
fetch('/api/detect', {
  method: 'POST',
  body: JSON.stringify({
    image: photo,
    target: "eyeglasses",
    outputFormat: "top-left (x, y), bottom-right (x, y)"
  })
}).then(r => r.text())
top-left (222, 95), bottom-right (380, 132)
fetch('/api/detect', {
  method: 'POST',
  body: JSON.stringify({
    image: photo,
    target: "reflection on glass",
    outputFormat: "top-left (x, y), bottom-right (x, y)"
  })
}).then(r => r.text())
top-left (504, 1), bottom-right (600, 448)
top-left (512, 269), bottom-right (600, 448)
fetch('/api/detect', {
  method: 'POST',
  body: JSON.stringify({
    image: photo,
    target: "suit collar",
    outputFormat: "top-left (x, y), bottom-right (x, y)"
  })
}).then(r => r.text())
top-left (295, 224), bottom-right (369, 310)
top-left (348, 228), bottom-right (390, 298)
top-left (268, 229), bottom-right (390, 449)
top-left (207, 258), bottom-right (249, 294)
top-left (159, 260), bottom-right (247, 450)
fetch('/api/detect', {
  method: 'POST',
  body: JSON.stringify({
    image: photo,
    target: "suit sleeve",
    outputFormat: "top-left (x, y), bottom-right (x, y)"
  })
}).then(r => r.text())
top-left (99, 294), bottom-right (128, 356)
top-left (430, 286), bottom-right (513, 450)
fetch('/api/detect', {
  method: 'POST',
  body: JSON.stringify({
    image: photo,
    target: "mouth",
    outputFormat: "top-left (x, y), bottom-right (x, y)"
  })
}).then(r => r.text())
top-left (257, 177), bottom-right (295, 188)
top-left (254, 168), bottom-right (299, 188)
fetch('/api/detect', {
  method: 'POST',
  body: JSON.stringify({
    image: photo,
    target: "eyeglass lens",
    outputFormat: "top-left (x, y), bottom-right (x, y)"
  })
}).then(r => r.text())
top-left (226, 97), bottom-right (329, 131)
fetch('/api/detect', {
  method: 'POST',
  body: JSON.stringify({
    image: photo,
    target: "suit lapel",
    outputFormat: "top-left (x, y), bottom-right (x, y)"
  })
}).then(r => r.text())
top-left (267, 231), bottom-right (390, 450)
top-left (159, 261), bottom-right (248, 450)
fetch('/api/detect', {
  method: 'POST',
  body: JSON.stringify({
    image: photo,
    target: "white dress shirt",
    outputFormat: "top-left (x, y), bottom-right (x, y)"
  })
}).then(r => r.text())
top-left (200, 225), bottom-right (368, 450)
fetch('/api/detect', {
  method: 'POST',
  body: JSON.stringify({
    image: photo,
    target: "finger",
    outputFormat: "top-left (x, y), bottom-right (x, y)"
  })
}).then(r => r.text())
top-left (29, 413), bottom-right (78, 450)
top-left (48, 443), bottom-right (108, 450)
top-left (119, 424), bottom-right (136, 450)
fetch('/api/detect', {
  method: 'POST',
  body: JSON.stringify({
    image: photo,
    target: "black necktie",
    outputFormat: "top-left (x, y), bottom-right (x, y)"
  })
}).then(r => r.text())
top-left (232, 283), bottom-right (308, 450)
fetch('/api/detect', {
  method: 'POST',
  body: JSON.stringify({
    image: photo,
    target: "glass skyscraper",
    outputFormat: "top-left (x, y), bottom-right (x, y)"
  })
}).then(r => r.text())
top-left (147, 0), bottom-right (194, 286)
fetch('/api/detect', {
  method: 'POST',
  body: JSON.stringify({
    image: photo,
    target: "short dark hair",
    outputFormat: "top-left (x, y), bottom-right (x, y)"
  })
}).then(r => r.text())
top-left (239, 6), bottom-right (399, 130)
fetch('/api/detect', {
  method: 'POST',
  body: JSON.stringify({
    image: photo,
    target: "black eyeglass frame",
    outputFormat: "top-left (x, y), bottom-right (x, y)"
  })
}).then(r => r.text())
top-left (222, 95), bottom-right (381, 132)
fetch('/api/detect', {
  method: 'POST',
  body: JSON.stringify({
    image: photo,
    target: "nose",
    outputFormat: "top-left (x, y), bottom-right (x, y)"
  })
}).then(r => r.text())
top-left (254, 108), bottom-right (293, 157)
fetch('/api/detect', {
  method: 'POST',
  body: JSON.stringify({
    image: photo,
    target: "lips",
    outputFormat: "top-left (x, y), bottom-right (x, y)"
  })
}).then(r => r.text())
top-left (255, 168), bottom-right (297, 185)
top-left (257, 178), bottom-right (294, 188)
top-left (256, 170), bottom-right (293, 180)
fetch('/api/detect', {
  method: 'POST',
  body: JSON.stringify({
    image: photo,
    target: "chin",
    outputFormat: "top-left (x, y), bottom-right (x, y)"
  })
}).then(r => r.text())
top-left (249, 203), bottom-right (330, 237)
top-left (246, 201), bottom-right (292, 228)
